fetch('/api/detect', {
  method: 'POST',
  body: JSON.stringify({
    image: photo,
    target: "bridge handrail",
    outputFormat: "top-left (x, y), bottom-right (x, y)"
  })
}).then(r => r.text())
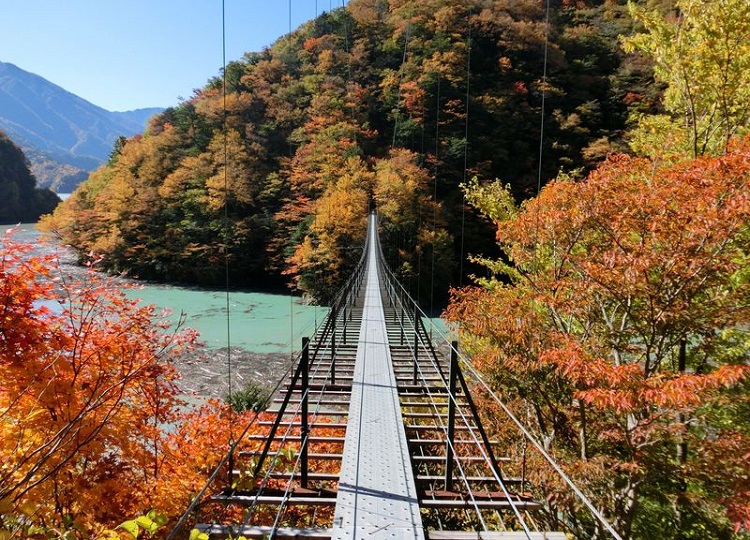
top-left (166, 215), bottom-right (372, 540)
top-left (370, 211), bottom-right (622, 540)
top-left (369, 214), bottom-right (535, 535)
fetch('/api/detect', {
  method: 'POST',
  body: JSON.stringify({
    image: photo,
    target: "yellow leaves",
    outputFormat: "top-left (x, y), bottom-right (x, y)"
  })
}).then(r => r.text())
top-left (373, 149), bottom-right (429, 224)
top-left (287, 155), bottom-right (371, 298)
top-left (462, 176), bottom-right (517, 223)
top-left (624, 0), bottom-right (750, 156)
top-left (189, 529), bottom-right (209, 540)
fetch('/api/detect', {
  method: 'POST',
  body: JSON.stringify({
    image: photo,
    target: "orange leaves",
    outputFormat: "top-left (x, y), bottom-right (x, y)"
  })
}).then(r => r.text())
top-left (572, 365), bottom-right (750, 413)
top-left (0, 233), bottom-right (199, 534)
top-left (399, 80), bottom-right (426, 121)
top-left (450, 139), bottom-right (750, 534)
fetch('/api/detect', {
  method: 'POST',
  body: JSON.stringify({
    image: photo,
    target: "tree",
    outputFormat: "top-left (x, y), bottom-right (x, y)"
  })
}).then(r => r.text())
top-left (0, 232), bottom-right (196, 535)
top-left (0, 131), bottom-right (59, 224)
top-left (446, 141), bottom-right (750, 538)
top-left (623, 0), bottom-right (750, 157)
top-left (286, 155), bottom-right (372, 302)
top-left (374, 149), bottom-right (453, 305)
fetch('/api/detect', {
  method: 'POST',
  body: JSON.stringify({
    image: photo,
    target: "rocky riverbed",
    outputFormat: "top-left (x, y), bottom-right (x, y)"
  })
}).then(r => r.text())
top-left (175, 347), bottom-right (294, 400)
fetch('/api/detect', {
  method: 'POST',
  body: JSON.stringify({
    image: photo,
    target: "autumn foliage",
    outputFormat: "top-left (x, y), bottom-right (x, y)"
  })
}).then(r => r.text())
top-left (40, 0), bottom-right (652, 302)
top-left (0, 231), bottom-right (360, 537)
top-left (0, 232), bottom-right (253, 537)
top-left (446, 141), bottom-right (750, 538)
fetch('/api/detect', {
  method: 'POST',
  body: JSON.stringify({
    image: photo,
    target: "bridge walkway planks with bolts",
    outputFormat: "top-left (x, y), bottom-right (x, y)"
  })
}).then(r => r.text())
top-left (194, 213), bottom-right (566, 540)
top-left (330, 212), bottom-right (424, 539)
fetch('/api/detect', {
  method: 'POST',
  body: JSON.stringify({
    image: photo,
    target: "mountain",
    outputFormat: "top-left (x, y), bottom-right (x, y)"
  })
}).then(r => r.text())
top-left (0, 129), bottom-right (60, 224)
top-left (0, 61), bottom-right (162, 192)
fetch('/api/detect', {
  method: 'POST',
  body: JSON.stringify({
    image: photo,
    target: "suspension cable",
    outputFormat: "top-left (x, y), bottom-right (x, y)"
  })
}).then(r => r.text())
top-left (166, 302), bottom-right (321, 538)
top-left (537, 0), bottom-right (550, 198)
top-left (220, 0), bottom-right (236, 471)
top-left (391, 19), bottom-right (413, 149)
top-left (430, 74), bottom-right (440, 321)
top-left (378, 246), bottom-right (535, 537)
top-left (459, 8), bottom-right (471, 286)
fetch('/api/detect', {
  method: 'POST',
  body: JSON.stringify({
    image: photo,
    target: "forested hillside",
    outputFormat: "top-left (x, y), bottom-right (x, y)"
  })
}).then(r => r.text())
top-left (447, 0), bottom-right (750, 537)
top-left (0, 130), bottom-right (59, 223)
top-left (42, 0), bottom-right (651, 303)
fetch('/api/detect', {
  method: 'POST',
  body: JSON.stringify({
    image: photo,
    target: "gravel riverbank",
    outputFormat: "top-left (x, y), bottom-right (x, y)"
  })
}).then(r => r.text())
top-left (174, 347), bottom-right (294, 399)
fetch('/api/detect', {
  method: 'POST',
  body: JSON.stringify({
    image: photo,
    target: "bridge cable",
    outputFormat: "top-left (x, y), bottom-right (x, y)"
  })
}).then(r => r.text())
top-left (456, 354), bottom-right (624, 540)
top-left (220, 0), bottom-right (236, 476)
top-left (379, 230), bottom-right (623, 537)
top-left (399, 281), bottom-right (624, 539)
top-left (379, 247), bottom-right (536, 537)
top-left (459, 7), bottom-right (471, 287)
top-left (536, 0), bottom-right (550, 199)
top-left (391, 19), bottom-right (413, 149)
top-left (242, 254), bottom-right (368, 534)
top-left (430, 73), bottom-right (440, 323)
top-left (165, 355), bottom-right (300, 539)
top-left (414, 338), bottom-right (533, 536)
top-left (165, 291), bottom-right (323, 537)
top-left (164, 293), bottom-right (322, 528)
top-left (168, 2), bottom-right (327, 535)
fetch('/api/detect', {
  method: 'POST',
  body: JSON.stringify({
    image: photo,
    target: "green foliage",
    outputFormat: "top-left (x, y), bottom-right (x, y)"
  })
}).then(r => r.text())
top-left (461, 176), bottom-right (517, 223)
top-left (189, 529), bottom-right (209, 540)
top-left (225, 381), bottom-right (271, 413)
top-left (623, 0), bottom-right (750, 157)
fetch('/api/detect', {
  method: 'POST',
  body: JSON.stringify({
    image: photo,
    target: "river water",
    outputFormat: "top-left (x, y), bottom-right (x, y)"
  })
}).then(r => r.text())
top-left (9, 223), bottom-right (326, 397)
top-left (12, 223), bottom-right (324, 353)
top-left (9, 222), bottom-right (451, 397)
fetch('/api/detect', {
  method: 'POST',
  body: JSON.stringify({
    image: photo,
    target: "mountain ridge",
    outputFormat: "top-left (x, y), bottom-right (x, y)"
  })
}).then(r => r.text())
top-left (0, 61), bottom-right (162, 191)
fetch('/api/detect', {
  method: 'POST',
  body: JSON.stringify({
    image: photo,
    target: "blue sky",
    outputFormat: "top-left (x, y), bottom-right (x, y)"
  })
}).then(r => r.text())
top-left (1, 1), bottom-right (346, 111)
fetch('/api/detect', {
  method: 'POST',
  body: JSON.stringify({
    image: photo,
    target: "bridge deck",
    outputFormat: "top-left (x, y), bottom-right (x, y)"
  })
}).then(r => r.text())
top-left (196, 213), bottom-right (567, 540)
top-left (332, 216), bottom-right (424, 539)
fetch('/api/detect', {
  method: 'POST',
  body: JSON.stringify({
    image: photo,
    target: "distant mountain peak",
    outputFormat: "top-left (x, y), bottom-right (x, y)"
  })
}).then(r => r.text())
top-left (0, 60), bottom-right (163, 191)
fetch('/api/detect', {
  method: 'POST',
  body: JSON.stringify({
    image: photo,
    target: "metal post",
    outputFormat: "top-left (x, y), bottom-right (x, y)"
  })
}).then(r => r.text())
top-left (456, 359), bottom-right (505, 483)
top-left (400, 299), bottom-right (405, 345)
top-left (331, 304), bottom-right (336, 386)
top-left (412, 303), bottom-right (419, 385)
top-left (445, 341), bottom-right (458, 492)
top-left (301, 337), bottom-right (310, 489)
top-left (343, 304), bottom-right (347, 345)
top-left (253, 346), bottom-right (307, 480)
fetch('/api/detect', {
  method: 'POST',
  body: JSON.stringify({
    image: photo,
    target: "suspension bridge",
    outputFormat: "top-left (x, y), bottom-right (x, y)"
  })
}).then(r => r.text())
top-left (168, 213), bottom-right (619, 540)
